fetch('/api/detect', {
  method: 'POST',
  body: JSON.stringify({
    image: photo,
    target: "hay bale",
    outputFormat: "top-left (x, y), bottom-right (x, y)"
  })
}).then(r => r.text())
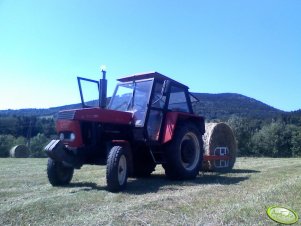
top-left (10, 145), bottom-right (29, 158)
top-left (202, 122), bottom-right (237, 172)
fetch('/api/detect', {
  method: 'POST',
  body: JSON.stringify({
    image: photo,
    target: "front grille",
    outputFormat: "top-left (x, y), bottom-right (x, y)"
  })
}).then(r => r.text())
top-left (57, 110), bottom-right (76, 120)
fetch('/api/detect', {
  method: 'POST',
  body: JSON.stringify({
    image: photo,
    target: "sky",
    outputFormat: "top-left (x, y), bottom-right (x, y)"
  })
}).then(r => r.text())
top-left (0, 0), bottom-right (300, 111)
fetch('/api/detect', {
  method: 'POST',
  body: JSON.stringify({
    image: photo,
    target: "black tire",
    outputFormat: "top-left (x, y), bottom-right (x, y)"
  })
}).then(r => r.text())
top-left (164, 123), bottom-right (203, 180)
top-left (106, 146), bottom-right (129, 192)
top-left (47, 158), bottom-right (74, 186)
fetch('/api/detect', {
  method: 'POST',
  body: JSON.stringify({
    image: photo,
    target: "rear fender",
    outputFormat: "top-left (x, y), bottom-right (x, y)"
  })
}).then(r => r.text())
top-left (162, 112), bottom-right (205, 144)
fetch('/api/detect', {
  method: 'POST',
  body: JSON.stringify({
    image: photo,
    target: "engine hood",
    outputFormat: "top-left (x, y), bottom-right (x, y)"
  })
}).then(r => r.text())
top-left (57, 108), bottom-right (133, 125)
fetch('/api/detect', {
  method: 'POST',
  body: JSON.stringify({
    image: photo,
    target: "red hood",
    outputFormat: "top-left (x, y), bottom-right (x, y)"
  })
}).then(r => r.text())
top-left (57, 108), bottom-right (133, 125)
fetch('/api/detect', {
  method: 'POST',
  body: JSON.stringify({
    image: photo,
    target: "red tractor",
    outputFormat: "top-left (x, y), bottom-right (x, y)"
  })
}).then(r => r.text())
top-left (45, 70), bottom-right (234, 192)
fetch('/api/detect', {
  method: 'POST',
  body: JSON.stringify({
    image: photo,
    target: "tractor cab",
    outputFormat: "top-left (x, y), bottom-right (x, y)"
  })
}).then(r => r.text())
top-left (108, 72), bottom-right (197, 142)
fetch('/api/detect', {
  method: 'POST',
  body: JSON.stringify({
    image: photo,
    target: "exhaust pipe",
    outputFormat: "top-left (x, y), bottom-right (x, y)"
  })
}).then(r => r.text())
top-left (99, 66), bottom-right (107, 108)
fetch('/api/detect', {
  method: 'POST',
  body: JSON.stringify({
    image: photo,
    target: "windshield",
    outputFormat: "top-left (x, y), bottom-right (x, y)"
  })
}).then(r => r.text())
top-left (109, 80), bottom-right (152, 111)
top-left (108, 80), bottom-right (153, 126)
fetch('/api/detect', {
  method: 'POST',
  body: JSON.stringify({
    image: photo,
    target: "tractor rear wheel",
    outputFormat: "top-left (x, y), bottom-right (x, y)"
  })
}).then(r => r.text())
top-left (106, 146), bottom-right (129, 192)
top-left (47, 158), bottom-right (74, 186)
top-left (164, 123), bottom-right (203, 180)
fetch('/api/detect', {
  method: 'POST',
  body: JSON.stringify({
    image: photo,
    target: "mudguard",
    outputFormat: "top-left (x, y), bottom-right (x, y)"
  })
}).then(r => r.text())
top-left (162, 112), bottom-right (205, 144)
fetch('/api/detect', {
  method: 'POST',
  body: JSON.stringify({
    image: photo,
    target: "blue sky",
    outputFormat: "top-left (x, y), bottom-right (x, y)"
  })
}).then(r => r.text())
top-left (0, 0), bottom-right (300, 111)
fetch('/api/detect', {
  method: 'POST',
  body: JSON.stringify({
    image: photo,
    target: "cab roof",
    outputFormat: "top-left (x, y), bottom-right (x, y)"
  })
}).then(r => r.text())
top-left (117, 71), bottom-right (189, 89)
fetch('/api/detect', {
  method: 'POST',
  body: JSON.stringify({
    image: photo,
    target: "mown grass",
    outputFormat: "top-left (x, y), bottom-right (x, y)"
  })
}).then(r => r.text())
top-left (0, 157), bottom-right (300, 225)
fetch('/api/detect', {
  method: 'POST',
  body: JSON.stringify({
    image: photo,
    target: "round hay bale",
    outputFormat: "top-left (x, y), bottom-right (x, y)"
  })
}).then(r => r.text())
top-left (202, 122), bottom-right (237, 172)
top-left (10, 145), bottom-right (29, 158)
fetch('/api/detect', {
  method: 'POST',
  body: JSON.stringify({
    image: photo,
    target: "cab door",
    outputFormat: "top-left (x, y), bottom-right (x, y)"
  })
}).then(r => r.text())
top-left (77, 77), bottom-right (100, 108)
top-left (146, 81), bottom-right (194, 142)
top-left (146, 82), bottom-right (167, 141)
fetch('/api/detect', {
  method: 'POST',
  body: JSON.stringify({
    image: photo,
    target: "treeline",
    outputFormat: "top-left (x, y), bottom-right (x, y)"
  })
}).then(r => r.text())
top-left (0, 116), bottom-right (55, 137)
top-left (1, 113), bottom-right (301, 158)
top-left (226, 114), bottom-right (301, 157)
top-left (0, 116), bottom-right (56, 157)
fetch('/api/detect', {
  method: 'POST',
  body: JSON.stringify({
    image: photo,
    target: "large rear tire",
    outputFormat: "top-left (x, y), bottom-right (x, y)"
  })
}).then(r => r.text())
top-left (47, 158), bottom-right (74, 186)
top-left (106, 146), bottom-right (129, 192)
top-left (164, 123), bottom-right (203, 180)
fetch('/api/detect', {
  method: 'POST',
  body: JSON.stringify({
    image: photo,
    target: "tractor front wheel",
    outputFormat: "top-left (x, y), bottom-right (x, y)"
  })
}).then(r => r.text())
top-left (106, 146), bottom-right (129, 192)
top-left (47, 158), bottom-right (74, 186)
top-left (164, 123), bottom-right (203, 180)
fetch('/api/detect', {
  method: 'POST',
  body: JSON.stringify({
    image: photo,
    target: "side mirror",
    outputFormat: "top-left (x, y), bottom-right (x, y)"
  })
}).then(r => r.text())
top-left (162, 80), bottom-right (171, 96)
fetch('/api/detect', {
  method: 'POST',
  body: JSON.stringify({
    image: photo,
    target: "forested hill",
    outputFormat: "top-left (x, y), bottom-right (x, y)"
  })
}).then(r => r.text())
top-left (0, 103), bottom-right (82, 117)
top-left (192, 93), bottom-right (285, 120)
top-left (291, 109), bottom-right (301, 116)
top-left (1, 93), bottom-right (300, 158)
top-left (0, 93), bottom-right (298, 119)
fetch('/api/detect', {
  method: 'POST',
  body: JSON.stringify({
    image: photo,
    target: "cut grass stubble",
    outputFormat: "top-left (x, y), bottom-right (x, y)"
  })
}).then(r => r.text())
top-left (0, 157), bottom-right (300, 225)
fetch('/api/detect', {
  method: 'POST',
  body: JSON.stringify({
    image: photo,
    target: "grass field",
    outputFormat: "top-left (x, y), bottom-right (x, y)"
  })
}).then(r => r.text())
top-left (0, 157), bottom-right (300, 226)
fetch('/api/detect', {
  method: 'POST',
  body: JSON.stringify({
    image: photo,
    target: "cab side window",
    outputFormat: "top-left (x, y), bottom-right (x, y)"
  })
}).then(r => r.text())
top-left (168, 86), bottom-right (189, 112)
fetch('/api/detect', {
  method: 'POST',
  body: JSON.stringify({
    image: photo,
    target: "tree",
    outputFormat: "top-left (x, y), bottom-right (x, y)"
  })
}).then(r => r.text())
top-left (36, 117), bottom-right (56, 137)
top-left (30, 133), bottom-right (49, 157)
top-left (0, 116), bottom-right (18, 136)
top-left (0, 135), bottom-right (15, 157)
top-left (15, 136), bottom-right (26, 146)
top-left (251, 121), bottom-right (293, 157)
top-left (291, 127), bottom-right (301, 157)
top-left (227, 116), bottom-right (262, 156)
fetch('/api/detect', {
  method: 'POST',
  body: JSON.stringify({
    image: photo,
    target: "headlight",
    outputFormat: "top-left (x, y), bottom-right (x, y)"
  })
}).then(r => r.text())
top-left (70, 133), bottom-right (76, 141)
top-left (59, 132), bottom-right (75, 142)
top-left (59, 133), bottom-right (64, 141)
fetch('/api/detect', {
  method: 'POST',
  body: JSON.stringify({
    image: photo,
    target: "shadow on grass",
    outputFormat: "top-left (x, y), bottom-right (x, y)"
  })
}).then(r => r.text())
top-left (65, 182), bottom-right (106, 192)
top-left (226, 169), bottom-right (260, 174)
top-left (124, 172), bottom-right (250, 195)
top-left (64, 169), bottom-right (256, 194)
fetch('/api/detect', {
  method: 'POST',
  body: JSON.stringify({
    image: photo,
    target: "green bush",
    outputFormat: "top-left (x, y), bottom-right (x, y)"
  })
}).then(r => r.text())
top-left (227, 116), bottom-right (262, 156)
top-left (291, 128), bottom-right (301, 157)
top-left (0, 135), bottom-right (15, 157)
top-left (29, 133), bottom-right (50, 157)
top-left (227, 116), bottom-right (301, 157)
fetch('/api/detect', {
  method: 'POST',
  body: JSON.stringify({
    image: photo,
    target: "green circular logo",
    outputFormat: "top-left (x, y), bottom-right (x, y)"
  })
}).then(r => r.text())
top-left (267, 206), bottom-right (299, 225)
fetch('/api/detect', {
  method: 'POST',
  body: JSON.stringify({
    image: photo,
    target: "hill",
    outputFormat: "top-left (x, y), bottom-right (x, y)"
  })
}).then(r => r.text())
top-left (290, 109), bottom-right (301, 116)
top-left (192, 93), bottom-right (284, 120)
top-left (0, 93), bottom-right (294, 119)
top-left (0, 103), bottom-right (82, 117)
